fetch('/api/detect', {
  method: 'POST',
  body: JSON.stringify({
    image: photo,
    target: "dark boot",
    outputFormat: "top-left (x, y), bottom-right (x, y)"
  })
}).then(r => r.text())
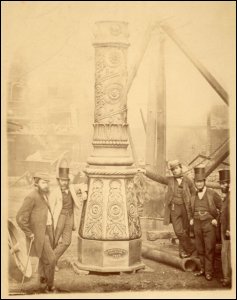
top-left (193, 269), bottom-right (205, 276)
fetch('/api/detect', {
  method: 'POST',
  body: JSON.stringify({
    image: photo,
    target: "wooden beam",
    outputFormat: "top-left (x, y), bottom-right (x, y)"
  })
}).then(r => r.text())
top-left (122, 23), bottom-right (154, 106)
top-left (127, 24), bottom-right (154, 93)
top-left (145, 109), bottom-right (156, 165)
top-left (145, 32), bottom-right (158, 166)
top-left (155, 30), bottom-right (166, 175)
top-left (127, 125), bottom-right (139, 166)
top-left (140, 108), bottom-right (147, 132)
top-left (160, 24), bottom-right (229, 105)
top-left (205, 140), bottom-right (229, 177)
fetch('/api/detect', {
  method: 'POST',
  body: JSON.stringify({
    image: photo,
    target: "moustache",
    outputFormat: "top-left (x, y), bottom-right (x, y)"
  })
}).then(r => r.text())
top-left (38, 187), bottom-right (50, 193)
top-left (61, 184), bottom-right (68, 187)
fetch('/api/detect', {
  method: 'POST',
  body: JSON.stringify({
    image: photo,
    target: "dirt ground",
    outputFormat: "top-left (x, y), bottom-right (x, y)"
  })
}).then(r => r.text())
top-left (7, 185), bottom-right (230, 295)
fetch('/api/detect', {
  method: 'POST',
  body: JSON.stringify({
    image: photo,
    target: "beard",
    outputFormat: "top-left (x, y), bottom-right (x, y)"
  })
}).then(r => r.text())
top-left (60, 184), bottom-right (69, 191)
top-left (38, 186), bottom-right (49, 194)
top-left (195, 185), bottom-right (205, 192)
top-left (173, 173), bottom-right (183, 178)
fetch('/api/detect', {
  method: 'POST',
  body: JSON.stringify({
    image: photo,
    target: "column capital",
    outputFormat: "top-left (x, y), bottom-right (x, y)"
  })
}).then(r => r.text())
top-left (94, 21), bottom-right (129, 46)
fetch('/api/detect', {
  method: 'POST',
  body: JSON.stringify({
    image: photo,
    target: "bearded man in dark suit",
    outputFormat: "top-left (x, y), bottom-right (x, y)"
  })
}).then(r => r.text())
top-left (16, 172), bottom-right (56, 293)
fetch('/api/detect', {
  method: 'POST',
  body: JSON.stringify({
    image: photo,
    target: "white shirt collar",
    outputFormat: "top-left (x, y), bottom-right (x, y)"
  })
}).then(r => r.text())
top-left (197, 186), bottom-right (207, 199)
top-left (176, 177), bottom-right (183, 185)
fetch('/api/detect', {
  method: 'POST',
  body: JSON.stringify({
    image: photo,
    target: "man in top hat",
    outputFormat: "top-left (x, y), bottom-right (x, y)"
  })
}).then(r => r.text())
top-left (190, 166), bottom-right (222, 281)
top-left (218, 169), bottom-right (231, 287)
top-left (49, 158), bottom-right (88, 270)
top-left (16, 172), bottom-right (57, 292)
top-left (141, 160), bottom-right (196, 258)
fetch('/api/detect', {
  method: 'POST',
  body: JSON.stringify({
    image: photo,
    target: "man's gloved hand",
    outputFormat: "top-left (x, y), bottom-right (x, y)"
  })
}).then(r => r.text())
top-left (190, 219), bottom-right (194, 226)
top-left (76, 189), bottom-right (82, 195)
top-left (29, 233), bottom-right (35, 241)
top-left (137, 168), bottom-right (146, 174)
top-left (82, 192), bottom-right (88, 201)
top-left (211, 219), bottom-right (218, 227)
top-left (225, 230), bottom-right (230, 237)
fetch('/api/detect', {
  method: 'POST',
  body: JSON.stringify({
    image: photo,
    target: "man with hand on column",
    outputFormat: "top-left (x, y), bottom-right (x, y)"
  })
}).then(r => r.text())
top-left (139, 160), bottom-right (196, 258)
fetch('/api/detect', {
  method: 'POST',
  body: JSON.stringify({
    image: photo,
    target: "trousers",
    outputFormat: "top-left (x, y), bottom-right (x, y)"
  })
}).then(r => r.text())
top-left (194, 218), bottom-right (216, 275)
top-left (170, 204), bottom-right (195, 255)
top-left (221, 233), bottom-right (231, 282)
top-left (54, 212), bottom-right (74, 263)
top-left (38, 226), bottom-right (56, 287)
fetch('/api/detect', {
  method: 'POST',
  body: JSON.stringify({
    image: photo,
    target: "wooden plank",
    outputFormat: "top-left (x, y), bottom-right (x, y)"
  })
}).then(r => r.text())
top-left (160, 24), bottom-right (229, 105)
top-left (145, 33), bottom-right (158, 166)
top-left (205, 140), bottom-right (229, 177)
top-left (127, 125), bottom-right (139, 166)
top-left (155, 30), bottom-right (166, 175)
top-left (125, 23), bottom-right (154, 96)
top-left (140, 108), bottom-right (147, 132)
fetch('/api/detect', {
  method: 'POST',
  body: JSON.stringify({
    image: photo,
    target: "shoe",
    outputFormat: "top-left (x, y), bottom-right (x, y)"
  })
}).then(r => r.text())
top-left (205, 274), bottom-right (213, 281)
top-left (222, 279), bottom-right (231, 287)
top-left (39, 283), bottom-right (47, 293)
top-left (46, 285), bottom-right (57, 293)
top-left (180, 253), bottom-right (191, 259)
top-left (40, 276), bottom-right (47, 284)
top-left (189, 248), bottom-right (196, 256)
top-left (39, 277), bottom-right (47, 292)
top-left (194, 270), bottom-right (205, 276)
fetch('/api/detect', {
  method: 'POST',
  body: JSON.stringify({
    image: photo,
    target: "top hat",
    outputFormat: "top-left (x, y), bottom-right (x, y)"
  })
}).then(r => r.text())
top-left (194, 166), bottom-right (206, 181)
top-left (33, 172), bottom-right (50, 182)
top-left (168, 160), bottom-right (181, 170)
top-left (218, 169), bottom-right (230, 182)
top-left (57, 158), bottom-right (70, 180)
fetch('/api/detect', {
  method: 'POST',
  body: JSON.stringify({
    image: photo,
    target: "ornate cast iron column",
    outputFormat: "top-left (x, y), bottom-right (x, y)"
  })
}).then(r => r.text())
top-left (77, 21), bottom-right (144, 272)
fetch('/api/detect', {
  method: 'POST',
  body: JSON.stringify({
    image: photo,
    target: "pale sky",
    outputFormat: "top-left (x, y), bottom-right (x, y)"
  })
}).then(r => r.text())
top-left (2, 1), bottom-right (236, 158)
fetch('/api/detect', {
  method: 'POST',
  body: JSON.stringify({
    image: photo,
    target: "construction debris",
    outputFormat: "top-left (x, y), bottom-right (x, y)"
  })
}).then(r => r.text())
top-left (142, 245), bottom-right (199, 272)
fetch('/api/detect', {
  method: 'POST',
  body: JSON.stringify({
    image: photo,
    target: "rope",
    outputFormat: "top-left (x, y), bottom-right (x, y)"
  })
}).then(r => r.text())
top-left (84, 168), bottom-right (138, 176)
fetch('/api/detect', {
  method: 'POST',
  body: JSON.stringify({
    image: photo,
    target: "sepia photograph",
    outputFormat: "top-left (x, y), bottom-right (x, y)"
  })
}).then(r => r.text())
top-left (1, 1), bottom-right (236, 299)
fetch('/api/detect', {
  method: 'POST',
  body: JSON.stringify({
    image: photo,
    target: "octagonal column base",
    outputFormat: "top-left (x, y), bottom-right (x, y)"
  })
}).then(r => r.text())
top-left (77, 236), bottom-right (145, 272)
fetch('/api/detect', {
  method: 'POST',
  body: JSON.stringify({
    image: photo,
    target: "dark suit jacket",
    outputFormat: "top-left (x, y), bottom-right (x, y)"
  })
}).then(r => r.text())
top-left (190, 188), bottom-right (222, 219)
top-left (221, 192), bottom-right (230, 239)
top-left (16, 189), bottom-right (49, 258)
top-left (190, 188), bottom-right (222, 242)
top-left (145, 167), bottom-right (196, 225)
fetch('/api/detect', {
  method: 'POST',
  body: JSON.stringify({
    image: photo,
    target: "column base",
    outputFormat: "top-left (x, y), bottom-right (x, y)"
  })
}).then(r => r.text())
top-left (74, 261), bottom-right (145, 273)
top-left (77, 236), bottom-right (145, 272)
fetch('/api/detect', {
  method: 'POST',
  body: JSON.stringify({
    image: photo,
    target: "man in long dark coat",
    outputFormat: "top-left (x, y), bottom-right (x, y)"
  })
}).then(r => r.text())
top-left (218, 169), bottom-right (231, 287)
top-left (16, 172), bottom-right (56, 292)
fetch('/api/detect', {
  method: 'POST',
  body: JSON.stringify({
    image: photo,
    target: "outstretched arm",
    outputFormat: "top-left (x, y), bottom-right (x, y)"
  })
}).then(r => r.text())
top-left (144, 165), bottom-right (168, 185)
